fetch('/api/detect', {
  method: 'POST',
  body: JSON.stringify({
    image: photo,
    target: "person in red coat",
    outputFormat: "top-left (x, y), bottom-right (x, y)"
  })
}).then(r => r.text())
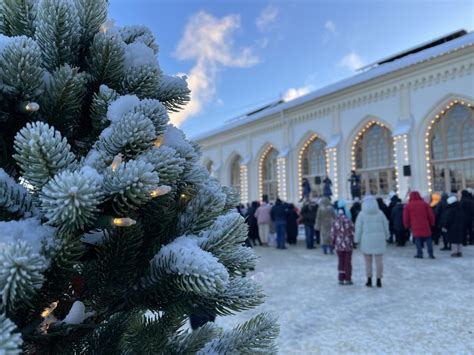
top-left (403, 191), bottom-right (436, 259)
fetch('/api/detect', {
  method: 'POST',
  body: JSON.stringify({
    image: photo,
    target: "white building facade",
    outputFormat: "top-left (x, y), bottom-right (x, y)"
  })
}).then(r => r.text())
top-left (196, 31), bottom-right (474, 204)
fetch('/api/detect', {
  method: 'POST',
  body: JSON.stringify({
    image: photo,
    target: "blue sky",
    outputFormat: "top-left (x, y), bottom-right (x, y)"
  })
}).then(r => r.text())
top-left (109, 0), bottom-right (474, 137)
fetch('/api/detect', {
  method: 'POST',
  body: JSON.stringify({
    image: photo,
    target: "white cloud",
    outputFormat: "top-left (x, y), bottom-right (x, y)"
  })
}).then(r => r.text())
top-left (339, 52), bottom-right (363, 71)
top-left (256, 37), bottom-right (269, 48)
top-left (170, 11), bottom-right (259, 127)
top-left (324, 20), bottom-right (336, 33)
top-left (283, 86), bottom-right (313, 102)
top-left (256, 5), bottom-right (279, 32)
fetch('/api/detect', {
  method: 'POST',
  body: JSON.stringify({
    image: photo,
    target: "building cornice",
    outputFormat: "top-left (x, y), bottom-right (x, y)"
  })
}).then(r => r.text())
top-left (197, 46), bottom-right (474, 148)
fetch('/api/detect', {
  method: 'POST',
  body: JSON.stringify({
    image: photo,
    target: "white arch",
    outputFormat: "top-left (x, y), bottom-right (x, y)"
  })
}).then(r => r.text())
top-left (295, 131), bottom-right (328, 198)
top-left (257, 143), bottom-right (279, 201)
top-left (417, 94), bottom-right (474, 193)
top-left (222, 151), bottom-right (243, 186)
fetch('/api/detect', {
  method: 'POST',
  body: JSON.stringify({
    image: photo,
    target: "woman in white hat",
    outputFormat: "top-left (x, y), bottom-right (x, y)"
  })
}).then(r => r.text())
top-left (355, 195), bottom-right (389, 287)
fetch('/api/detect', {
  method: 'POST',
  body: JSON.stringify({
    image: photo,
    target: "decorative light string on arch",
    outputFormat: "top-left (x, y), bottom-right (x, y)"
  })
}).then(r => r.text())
top-left (258, 145), bottom-right (275, 200)
top-left (393, 134), bottom-right (409, 195)
top-left (327, 147), bottom-right (338, 198)
top-left (297, 134), bottom-right (319, 198)
top-left (239, 164), bottom-right (249, 204)
top-left (276, 156), bottom-right (287, 201)
top-left (351, 120), bottom-right (387, 171)
top-left (424, 100), bottom-right (473, 193)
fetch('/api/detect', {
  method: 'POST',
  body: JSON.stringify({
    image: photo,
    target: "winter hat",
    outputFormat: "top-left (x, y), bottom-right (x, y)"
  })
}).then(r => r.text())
top-left (430, 193), bottom-right (441, 207)
top-left (447, 196), bottom-right (457, 205)
top-left (337, 200), bottom-right (351, 219)
top-left (363, 195), bottom-right (375, 202)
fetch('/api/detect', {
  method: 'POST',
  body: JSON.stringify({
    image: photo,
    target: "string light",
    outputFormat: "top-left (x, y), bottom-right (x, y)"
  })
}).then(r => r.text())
top-left (39, 301), bottom-right (59, 334)
top-left (111, 153), bottom-right (123, 172)
top-left (424, 100), bottom-right (471, 193)
top-left (25, 102), bottom-right (40, 112)
top-left (112, 217), bottom-right (136, 227)
top-left (277, 156), bottom-right (287, 201)
top-left (240, 164), bottom-right (249, 204)
top-left (297, 134), bottom-right (319, 198)
top-left (330, 148), bottom-right (339, 199)
top-left (258, 145), bottom-right (274, 200)
top-left (100, 19), bottom-right (115, 33)
top-left (154, 135), bottom-right (164, 148)
top-left (41, 301), bottom-right (59, 318)
top-left (149, 185), bottom-right (171, 198)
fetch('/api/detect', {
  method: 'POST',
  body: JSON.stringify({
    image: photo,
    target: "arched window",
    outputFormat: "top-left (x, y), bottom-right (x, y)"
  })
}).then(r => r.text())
top-left (353, 123), bottom-right (396, 196)
top-left (230, 155), bottom-right (242, 193)
top-left (300, 136), bottom-right (327, 197)
top-left (260, 147), bottom-right (279, 202)
top-left (429, 103), bottom-right (474, 192)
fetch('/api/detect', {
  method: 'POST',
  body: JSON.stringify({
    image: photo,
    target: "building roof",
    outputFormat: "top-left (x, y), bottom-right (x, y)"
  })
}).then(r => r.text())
top-left (194, 30), bottom-right (474, 141)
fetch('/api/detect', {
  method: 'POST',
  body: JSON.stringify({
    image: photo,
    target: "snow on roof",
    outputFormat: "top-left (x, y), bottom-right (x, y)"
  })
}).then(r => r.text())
top-left (194, 30), bottom-right (474, 142)
top-left (358, 29), bottom-right (467, 71)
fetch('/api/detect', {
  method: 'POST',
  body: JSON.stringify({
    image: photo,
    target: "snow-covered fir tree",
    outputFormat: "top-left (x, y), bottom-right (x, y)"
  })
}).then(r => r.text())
top-left (0, 0), bottom-right (278, 353)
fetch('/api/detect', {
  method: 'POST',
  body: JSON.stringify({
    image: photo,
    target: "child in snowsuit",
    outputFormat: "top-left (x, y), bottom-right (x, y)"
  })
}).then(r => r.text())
top-left (332, 205), bottom-right (355, 285)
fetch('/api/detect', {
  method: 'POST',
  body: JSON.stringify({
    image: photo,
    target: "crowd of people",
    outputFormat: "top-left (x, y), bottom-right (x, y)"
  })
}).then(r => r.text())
top-left (237, 187), bottom-right (474, 288)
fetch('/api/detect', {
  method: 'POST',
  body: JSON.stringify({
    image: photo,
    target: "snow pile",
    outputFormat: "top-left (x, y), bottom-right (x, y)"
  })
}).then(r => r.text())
top-left (83, 149), bottom-right (102, 168)
top-left (0, 218), bottom-right (55, 255)
top-left (106, 95), bottom-right (140, 122)
top-left (79, 166), bottom-right (103, 184)
top-left (163, 124), bottom-right (193, 152)
top-left (123, 42), bottom-right (157, 70)
top-left (155, 236), bottom-right (229, 292)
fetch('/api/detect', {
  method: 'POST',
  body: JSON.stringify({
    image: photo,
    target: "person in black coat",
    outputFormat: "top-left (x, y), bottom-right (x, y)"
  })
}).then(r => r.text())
top-left (286, 203), bottom-right (299, 245)
top-left (350, 199), bottom-right (361, 224)
top-left (300, 199), bottom-right (317, 248)
top-left (314, 201), bottom-right (320, 245)
top-left (445, 196), bottom-right (465, 257)
top-left (390, 198), bottom-right (408, 246)
top-left (301, 178), bottom-right (311, 201)
top-left (376, 198), bottom-right (390, 220)
top-left (436, 193), bottom-right (450, 250)
top-left (246, 201), bottom-right (261, 246)
top-left (348, 170), bottom-right (361, 200)
top-left (460, 190), bottom-right (473, 246)
top-left (270, 199), bottom-right (289, 249)
top-left (387, 194), bottom-right (399, 243)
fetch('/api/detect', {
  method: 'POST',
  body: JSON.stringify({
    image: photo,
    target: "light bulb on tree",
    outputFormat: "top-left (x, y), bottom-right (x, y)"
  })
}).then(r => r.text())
top-left (111, 153), bottom-right (123, 172)
top-left (150, 185), bottom-right (171, 198)
top-left (41, 301), bottom-right (59, 318)
top-left (154, 135), bottom-right (164, 147)
top-left (20, 101), bottom-right (40, 113)
top-left (100, 19), bottom-right (115, 33)
top-left (112, 217), bottom-right (136, 227)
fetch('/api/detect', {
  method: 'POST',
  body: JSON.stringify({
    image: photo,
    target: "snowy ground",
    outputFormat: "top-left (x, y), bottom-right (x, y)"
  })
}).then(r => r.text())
top-left (217, 235), bottom-right (474, 354)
